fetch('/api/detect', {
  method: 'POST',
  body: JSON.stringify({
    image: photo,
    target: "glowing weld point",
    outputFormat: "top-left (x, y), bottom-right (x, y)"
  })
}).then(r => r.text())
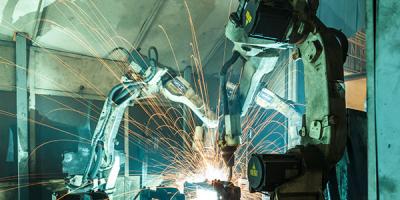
top-left (195, 189), bottom-right (218, 200)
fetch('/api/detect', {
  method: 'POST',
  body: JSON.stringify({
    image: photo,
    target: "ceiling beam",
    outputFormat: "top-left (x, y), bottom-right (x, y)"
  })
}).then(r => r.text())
top-left (344, 72), bottom-right (367, 81)
top-left (201, 33), bottom-right (226, 74)
top-left (133, 0), bottom-right (166, 48)
top-left (31, 0), bottom-right (47, 40)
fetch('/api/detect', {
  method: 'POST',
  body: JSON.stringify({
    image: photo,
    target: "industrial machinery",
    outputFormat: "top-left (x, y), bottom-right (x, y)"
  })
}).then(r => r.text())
top-left (136, 186), bottom-right (185, 200)
top-left (184, 181), bottom-right (241, 200)
top-left (57, 0), bottom-right (347, 199)
top-left (218, 0), bottom-right (348, 199)
top-left (55, 47), bottom-right (219, 199)
top-left (55, 48), bottom-right (299, 200)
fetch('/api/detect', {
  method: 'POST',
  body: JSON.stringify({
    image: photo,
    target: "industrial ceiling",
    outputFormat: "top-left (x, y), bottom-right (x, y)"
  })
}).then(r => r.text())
top-left (0, 0), bottom-right (238, 72)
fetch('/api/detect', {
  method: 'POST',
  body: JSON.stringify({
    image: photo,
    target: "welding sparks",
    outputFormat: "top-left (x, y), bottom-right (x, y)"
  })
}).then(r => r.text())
top-left (0, 1), bottom-right (293, 199)
top-left (203, 165), bottom-right (227, 181)
top-left (194, 189), bottom-right (218, 200)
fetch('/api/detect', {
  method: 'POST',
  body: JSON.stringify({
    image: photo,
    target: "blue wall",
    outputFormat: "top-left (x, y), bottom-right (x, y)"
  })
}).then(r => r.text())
top-left (318, 0), bottom-right (366, 37)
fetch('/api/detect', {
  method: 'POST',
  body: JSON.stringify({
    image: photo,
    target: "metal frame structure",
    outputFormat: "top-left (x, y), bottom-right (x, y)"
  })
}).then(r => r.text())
top-left (367, 0), bottom-right (400, 199)
top-left (15, 32), bottom-right (30, 200)
top-left (366, 0), bottom-right (377, 199)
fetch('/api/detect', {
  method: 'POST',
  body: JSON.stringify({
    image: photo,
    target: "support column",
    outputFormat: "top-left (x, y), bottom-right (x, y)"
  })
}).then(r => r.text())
top-left (15, 32), bottom-right (30, 200)
top-left (369, 0), bottom-right (400, 199)
top-left (28, 48), bottom-right (36, 176)
top-left (366, 0), bottom-right (377, 199)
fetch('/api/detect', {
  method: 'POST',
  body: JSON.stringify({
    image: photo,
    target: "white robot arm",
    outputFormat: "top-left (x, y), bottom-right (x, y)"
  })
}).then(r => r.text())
top-left (218, 0), bottom-right (348, 199)
top-left (58, 47), bottom-right (218, 199)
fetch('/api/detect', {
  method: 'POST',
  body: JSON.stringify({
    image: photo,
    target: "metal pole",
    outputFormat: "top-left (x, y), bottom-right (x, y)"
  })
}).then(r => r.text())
top-left (28, 47), bottom-right (36, 176)
top-left (124, 109), bottom-right (130, 199)
top-left (124, 110), bottom-right (130, 177)
top-left (366, 0), bottom-right (377, 199)
top-left (15, 32), bottom-right (30, 200)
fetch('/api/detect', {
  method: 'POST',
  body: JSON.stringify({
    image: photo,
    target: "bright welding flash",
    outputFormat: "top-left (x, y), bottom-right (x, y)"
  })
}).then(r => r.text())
top-left (195, 189), bottom-right (218, 200)
top-left (204, 165), bottom-right (227, 181)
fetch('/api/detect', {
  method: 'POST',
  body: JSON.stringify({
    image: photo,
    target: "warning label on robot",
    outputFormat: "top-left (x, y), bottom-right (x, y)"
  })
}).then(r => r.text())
top-left (250, 163), bottom-right (258, 177)
top-left (245, 11), bottom-right (252, 25)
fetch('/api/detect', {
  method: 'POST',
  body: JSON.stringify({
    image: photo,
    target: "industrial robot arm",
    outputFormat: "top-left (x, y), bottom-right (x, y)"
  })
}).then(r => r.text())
top-left (59, 47), bottom-right (218, 199)
top-left (219, 0), bottom-right (348, 199)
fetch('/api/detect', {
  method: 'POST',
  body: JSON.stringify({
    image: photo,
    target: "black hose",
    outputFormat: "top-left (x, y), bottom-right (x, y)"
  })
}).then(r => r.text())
top-left (144, 59), bottom-right (157, 82)
top-left (148, 46), bottom-right (159, 64)
top-left (108, 47), bottom-right (148, 75)
top-left (88, 142), bottom-right (105, 179)
top-left (82, 95), bottom-right (115, 181)
top-left (83, 82), bottom-right (140, 181)
top-left (107, 47), bottom-right (132, 61)
top-left (112, 82), bottom-right (143, 105)
top-left (144, 46), bottom-right (159, 82)
top-left (219, 51), bottom-right (241, 115)
top-left (219, 51), bottom-right (241, 141)
top-left (110, 84), bottom-right (126, 102)
top-left (129, 48), bottom-right (148, 74)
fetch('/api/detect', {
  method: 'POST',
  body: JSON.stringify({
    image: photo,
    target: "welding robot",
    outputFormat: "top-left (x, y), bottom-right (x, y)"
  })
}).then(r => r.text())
top-left (55, 0), bottom-right (347, 199)
top-left (218, 0), bottom-right (348, 199)
top-left (53, 48), bottom-right (298, 200)
top-left (53, 46), bottom-right (220, 200)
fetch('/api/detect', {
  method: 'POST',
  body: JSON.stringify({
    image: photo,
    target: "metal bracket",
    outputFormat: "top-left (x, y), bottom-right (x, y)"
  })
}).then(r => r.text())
top-left (310, 120), bottom-right (322, 140)
top-left (309, 116), bottom-right (336, 141)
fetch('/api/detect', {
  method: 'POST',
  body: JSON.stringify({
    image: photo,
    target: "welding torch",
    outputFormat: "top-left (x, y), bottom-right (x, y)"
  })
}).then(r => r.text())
top-left (218, 51), bottom-right (243, 181)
